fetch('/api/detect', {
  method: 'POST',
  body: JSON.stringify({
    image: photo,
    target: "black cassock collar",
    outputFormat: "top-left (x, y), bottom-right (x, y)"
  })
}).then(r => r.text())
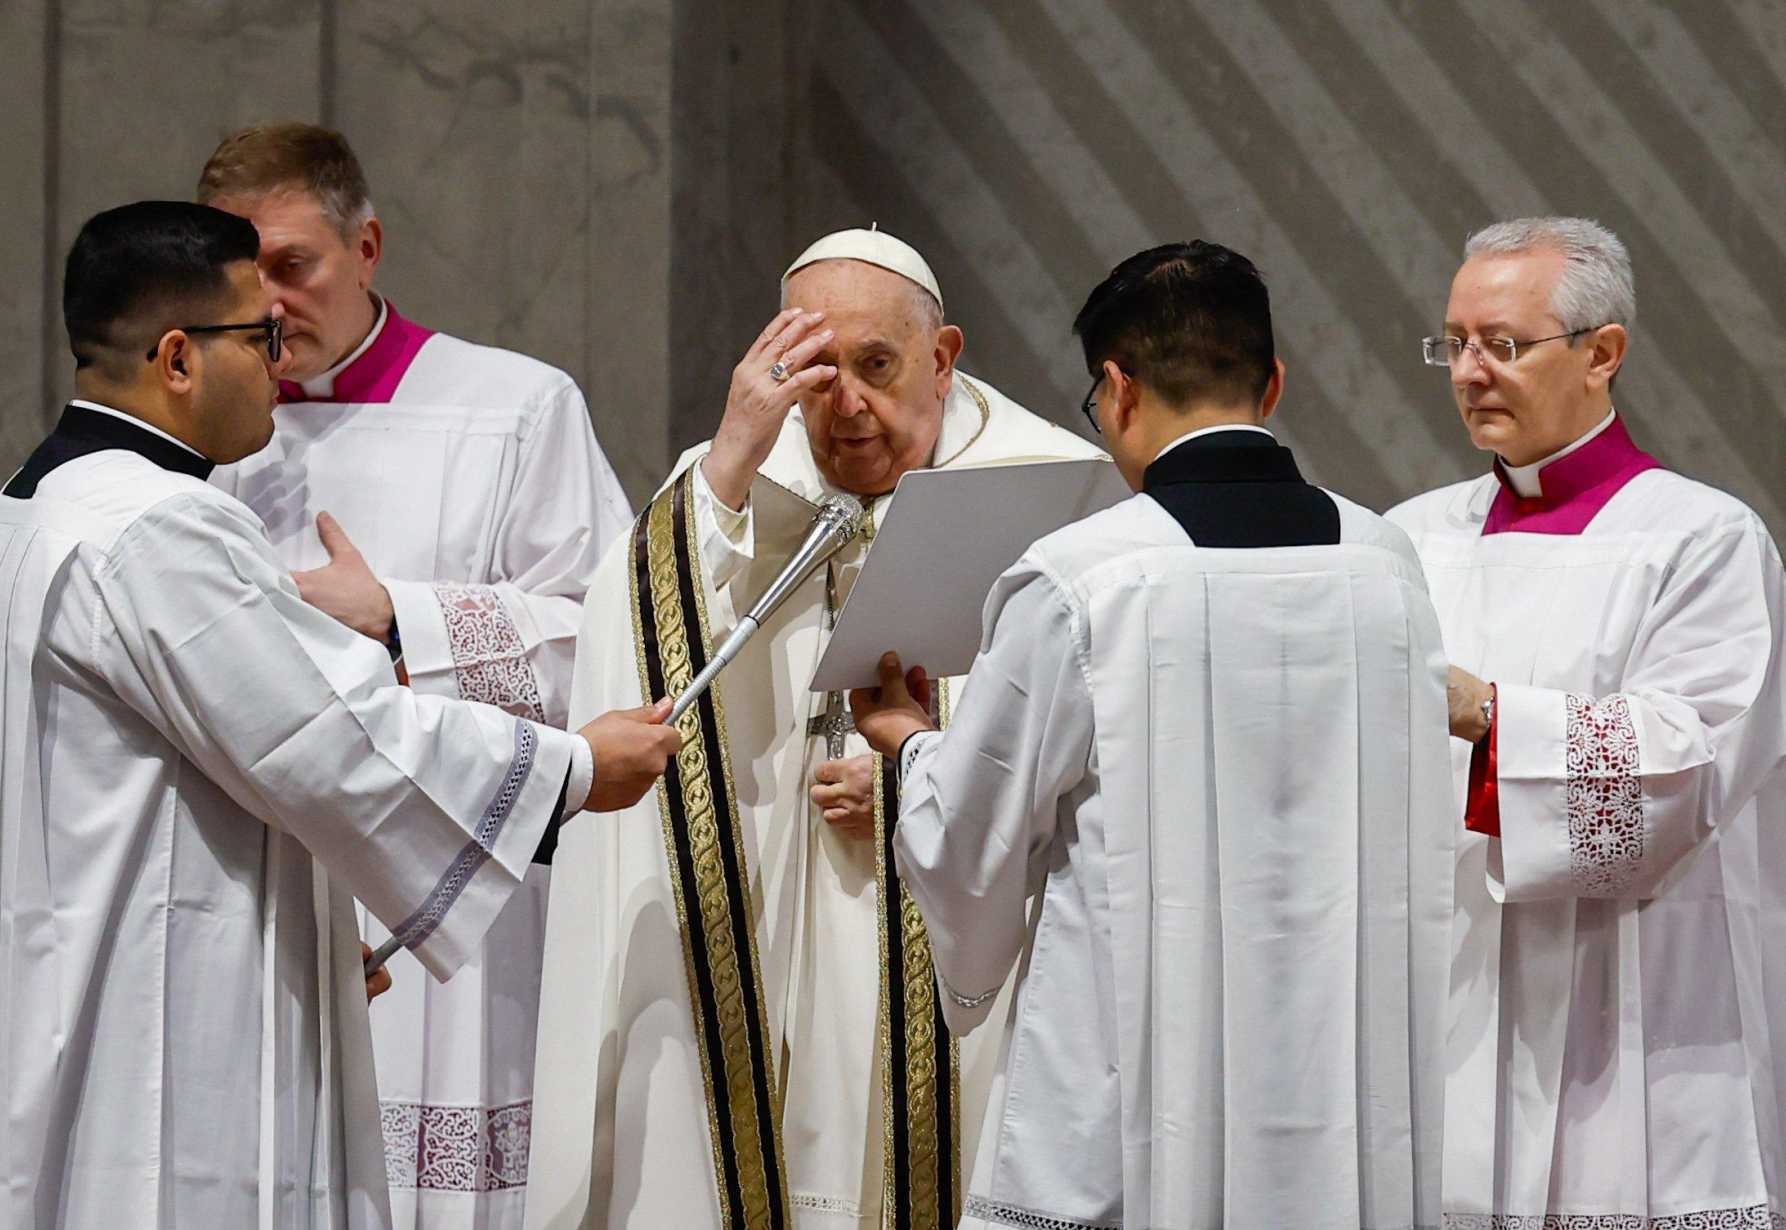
top-left (5, 403), bottom-right (215, 499)
top-left (1140, 427), bottom-right (1340, 548)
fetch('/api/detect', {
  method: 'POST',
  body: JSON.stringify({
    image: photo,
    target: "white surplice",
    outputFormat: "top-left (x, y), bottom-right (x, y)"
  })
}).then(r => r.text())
top-left (894, 489), bottom-right (1455, 1230)
top-left (1389, 432), bottom-right (1786, 1225)
top-left (212, 301), bottom-right (630, 1229)
top-left (0, 437), bottom-right (584, 1230)
top-left (527, 375), bottom-right (1106, 1230)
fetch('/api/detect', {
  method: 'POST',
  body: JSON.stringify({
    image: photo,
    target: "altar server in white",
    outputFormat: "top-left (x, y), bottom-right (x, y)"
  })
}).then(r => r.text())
top-left (197, 123), bottom-right (632, 1227)
top-left (528, 229), bottom-right (1105, 1230)
top-left (1390, 216), bottom-right (1786, 1225)
top-left (0, 201), bottom-right (679, 1230)
top-left (851, 240), bottom-right (1454, 1230)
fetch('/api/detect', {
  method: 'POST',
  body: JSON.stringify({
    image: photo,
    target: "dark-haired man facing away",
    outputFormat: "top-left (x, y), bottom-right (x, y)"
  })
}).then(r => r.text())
top-left (0, 201), bottom-right (678, 1230)
top-left (850, 242), bottom-right (1454, 1230)
top-left (195, 123), bottom-right (631, 1227)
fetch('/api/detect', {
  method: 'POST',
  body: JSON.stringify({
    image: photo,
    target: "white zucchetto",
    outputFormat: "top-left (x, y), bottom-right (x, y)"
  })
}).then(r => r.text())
top-left (782, 225), bottom-right (943, 313)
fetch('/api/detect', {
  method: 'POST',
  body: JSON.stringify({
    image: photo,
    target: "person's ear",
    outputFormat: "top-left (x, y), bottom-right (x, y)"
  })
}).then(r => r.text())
top-left (933, 324), bottom-right (964, 399)
top-left (1584, 323), bottom-right (1626, 392)
top-left (152, 332), bottom-right (195, 394)
top-left (1258, 357), bottom-right (1286, 421)
top-left (1107, 359), bottom-right (1141, 435)
top-left (356, 215), bottom-right (383, 289)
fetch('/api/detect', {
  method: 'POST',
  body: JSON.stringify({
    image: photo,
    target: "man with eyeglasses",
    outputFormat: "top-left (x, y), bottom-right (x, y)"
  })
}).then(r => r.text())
top-left (1389, 216), bottom-right (1786, 1225)
top-left (195, 122), bottom-right (633, 1228)
top-left (0, 201), bottom-right (681, 1228)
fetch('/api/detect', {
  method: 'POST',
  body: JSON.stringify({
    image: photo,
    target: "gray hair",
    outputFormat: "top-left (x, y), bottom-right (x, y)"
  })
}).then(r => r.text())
top-left (1463, 216), bottom-right (1635, 332)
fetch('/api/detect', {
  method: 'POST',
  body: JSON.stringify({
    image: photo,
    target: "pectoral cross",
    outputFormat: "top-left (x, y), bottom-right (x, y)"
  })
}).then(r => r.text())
top-left (807, 689), bottom-right (855, 759)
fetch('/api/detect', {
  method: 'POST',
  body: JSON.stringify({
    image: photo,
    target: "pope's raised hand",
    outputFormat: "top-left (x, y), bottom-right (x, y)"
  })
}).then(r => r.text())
top-left (849, 652), bottom-right (935, 759)
top-left (701, 308), bottom-right (838, 510)
top-left (578, 698), bottom-right (684, 812)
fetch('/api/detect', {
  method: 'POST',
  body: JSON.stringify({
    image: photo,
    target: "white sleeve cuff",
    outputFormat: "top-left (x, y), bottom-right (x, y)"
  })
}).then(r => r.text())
top-left (385, 578), bottom-right (454, 694)
top-left (562, 732), bottom-right (594, 820)
top-left (900, 729), bottom-right (944, 785)
top-left (693, 458), bottom-right (753, 546)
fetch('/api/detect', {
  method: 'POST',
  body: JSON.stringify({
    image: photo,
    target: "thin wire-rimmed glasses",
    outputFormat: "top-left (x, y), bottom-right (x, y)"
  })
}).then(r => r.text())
top-left (1420, 326), bottom-right (1599, 368)
top-left (147, 316), bottom-right (284, 363)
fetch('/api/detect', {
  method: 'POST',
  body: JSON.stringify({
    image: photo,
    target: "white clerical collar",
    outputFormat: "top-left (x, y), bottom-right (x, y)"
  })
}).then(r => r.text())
top-left (1500, 409), bottom-right (1617, 498)
top-left (300, 294), bottom-right (388, 400)
top-left (70, 400), bottom-right (206, 459)
top-left (1152, 423), bottom-right (1274, 463)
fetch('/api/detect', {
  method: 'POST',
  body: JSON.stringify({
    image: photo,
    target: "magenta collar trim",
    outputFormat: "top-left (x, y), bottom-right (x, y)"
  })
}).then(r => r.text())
top-left (1482, 415), bottom-right (1661, 536)
top-left (278, 303), bottom-right (435, 405)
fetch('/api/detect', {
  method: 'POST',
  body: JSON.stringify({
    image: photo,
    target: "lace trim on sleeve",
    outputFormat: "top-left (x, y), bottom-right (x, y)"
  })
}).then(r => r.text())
top-left (388, 721), bottom-right (535, 953)
top-left (1564, 693), bottom-right (1644, 898)
top-left (436, 582), bottom-right (547, 723)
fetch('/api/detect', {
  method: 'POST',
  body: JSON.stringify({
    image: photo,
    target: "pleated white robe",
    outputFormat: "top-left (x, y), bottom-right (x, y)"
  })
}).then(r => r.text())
top-left (0, 449), bottom-right (581, 1230)
top-left (213, 301), bottom-right (630, 1228)
top-left (1390, 457), bottom-right (1786, 1225)
top-left (895, 491), bottom-right (1455, 1230)
top-left (527, 376), bottom-right (1105, 1229)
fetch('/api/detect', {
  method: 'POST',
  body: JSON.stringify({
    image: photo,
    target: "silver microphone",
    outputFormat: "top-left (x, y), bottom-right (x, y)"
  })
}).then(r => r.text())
top-left (668, 493), bottom-right (864, 726)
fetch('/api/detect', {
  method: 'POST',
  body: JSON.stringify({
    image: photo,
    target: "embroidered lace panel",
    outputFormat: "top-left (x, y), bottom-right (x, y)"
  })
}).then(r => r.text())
top-left (389, 720), bottom-right (536, 952)
top-left (436, 582), bottom-right (547, 723)
top-left (791, 1191), bottom-right (867, 1217)
top-left (381, 1098), bottom-right (532, 1192)
top-left (1563, 693), bottom-right (1644, 896)
top-left (963, 1194), bottom-right (1121, 1230)
top-left (1445, 1207), bottom-right (1784, 1229)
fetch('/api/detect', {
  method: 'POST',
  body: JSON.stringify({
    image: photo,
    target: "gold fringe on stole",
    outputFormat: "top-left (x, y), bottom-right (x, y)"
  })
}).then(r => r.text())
top-left (874, 752), bottom-right (963, 1230)
top-left (630, 471), bottom-right (789, 1230)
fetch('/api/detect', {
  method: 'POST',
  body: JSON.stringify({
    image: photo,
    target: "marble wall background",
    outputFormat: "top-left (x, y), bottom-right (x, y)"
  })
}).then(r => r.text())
top-left (4, 0), bottom-right (1784, 533)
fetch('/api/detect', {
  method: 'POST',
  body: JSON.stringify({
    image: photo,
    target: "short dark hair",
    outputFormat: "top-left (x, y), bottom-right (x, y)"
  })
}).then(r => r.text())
top-left (197, 122), bottom-right (372, 235)
top-left (1073, 241), bottom-right (1275, 408)
top-left (63, 200), bottom-right (261, 373)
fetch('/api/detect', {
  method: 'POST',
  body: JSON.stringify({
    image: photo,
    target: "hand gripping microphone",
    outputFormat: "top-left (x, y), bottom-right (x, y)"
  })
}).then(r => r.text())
top-left (668, 492), bottom-right (865, 726)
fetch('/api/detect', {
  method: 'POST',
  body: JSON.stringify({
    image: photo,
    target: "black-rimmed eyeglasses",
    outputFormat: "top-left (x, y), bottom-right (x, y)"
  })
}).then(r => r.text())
top-left (147, 317), bottom-right (284, 364)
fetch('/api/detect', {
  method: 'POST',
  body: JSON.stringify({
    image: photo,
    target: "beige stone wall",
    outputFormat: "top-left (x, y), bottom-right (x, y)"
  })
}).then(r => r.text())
top-left (5, 1), bottom-right (1785, 530)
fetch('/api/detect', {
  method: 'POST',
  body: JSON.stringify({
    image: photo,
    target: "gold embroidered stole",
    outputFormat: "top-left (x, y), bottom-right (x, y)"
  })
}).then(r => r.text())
top-left (632, 468), bottom-right (965, 1230)
top-left (872, 690), bottom-right (963, 1229)
top-left (631, 471), bottom-right (789, 1229)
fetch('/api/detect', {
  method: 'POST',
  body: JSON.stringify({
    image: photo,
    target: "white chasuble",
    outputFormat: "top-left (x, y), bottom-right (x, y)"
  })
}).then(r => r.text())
top-left (0, 415), bottom-right (582, 1229)
top-left (527, 375), bottom-right (1105, 1230)
top-left (212, 302), bottom-right (631, 1229)
top-left (1389, 416), bottom-right (1786, 1226)
top-left (895, 489), bottom-right (1454, 1230)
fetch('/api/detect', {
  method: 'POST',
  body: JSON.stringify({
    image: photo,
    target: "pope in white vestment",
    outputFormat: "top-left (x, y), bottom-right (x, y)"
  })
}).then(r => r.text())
top-left (0, 403), bottom-right (594, 1229)
top-left (212, 295), bottom-right (631, 1218)
top-left (1391, 415), bottom-right (1786, 1225)
top-left (527, 230), bottom-right (1105, 1230)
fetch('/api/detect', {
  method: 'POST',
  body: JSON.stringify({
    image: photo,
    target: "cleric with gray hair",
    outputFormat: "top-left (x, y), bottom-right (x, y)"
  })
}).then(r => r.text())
top-left (1389, 217), bottom-right (1786, 1224)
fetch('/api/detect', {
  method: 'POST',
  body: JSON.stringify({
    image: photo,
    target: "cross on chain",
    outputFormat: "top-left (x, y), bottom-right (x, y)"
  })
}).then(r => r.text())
top-left (807, 690), bottom-right (855, 760)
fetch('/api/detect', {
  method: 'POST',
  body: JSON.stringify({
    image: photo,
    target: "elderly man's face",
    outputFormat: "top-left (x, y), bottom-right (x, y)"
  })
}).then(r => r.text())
top-left (786, 260), bottom-right (961, 495)
top-left (1443, 248), bottom-right (1609, 467)
top-left (209, 188), bottom-right (379, 383)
